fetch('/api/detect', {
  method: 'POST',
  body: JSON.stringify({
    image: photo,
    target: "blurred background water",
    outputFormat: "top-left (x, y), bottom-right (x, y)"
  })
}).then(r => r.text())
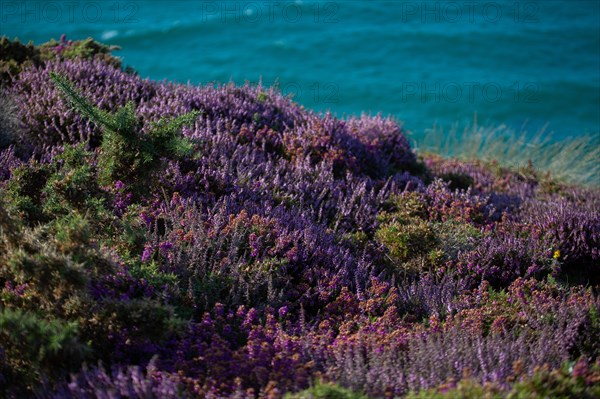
top-left (2, 0), bottom-right (599, 141)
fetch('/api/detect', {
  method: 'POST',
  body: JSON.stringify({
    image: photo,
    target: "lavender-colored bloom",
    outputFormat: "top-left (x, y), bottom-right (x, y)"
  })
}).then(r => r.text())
top-left (278, 306), bottom-right (288, 319)
top-left (46, 358), bottom-right (185, 399)
top-left (141, 244), bottom-right (153, 263)
top-left (0, 147), bottom-right (21, 182)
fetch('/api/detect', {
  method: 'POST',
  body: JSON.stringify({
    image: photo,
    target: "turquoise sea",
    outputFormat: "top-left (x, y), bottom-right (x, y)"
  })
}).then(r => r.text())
top-left (2, 0), bottom-right (600, 141)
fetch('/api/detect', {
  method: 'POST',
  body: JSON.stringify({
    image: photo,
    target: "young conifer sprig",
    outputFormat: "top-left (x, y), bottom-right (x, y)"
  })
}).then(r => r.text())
top-left (49, 72), bottom-right (201, 188)
top-left (49, 72), bottom-right (118, 133)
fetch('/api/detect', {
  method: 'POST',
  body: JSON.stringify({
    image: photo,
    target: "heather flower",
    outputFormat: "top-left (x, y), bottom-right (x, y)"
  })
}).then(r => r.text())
top-left (278, 306), bottom-right (288, 319)
top-left (139, 210), bottom-right (154, 226)
top-left (112, 180), bottom-right (133, 216)
top-left (159, 241), bottom-right (174, 256)
top-left (249, 232), bottom-right (260, 257)
top-left (141, 243), bottom-right (154, 263)
top-left (48, 358), bottom-right (185, 398)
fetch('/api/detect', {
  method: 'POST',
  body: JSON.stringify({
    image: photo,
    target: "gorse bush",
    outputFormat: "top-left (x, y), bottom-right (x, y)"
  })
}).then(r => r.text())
top-left (508, 360), bottom-right (600, 399)
top-left (0, 308), bottom-right (87, 390)
top-left (284, 382), bottom-right (371, 399)
top-left (375, 217), bottom-right (439, 275)
top-left (404, 379), bottom-right (504, 399)
top-left (0, 181), bottom-right (180, 395)
top-left (49, 72), bottom-right (200, 190)
top-left (1, 35), bottom-right (122, 87)
top-left (0, 37), bottom-right (598, 398)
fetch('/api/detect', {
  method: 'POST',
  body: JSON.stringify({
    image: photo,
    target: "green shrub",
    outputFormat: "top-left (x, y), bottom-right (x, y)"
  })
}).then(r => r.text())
top-left (1, 36), bottom-right (122, 86)
top-left (433, 220), bottom-right (482, 261)
top-left (2, 162), bottom-right (50, 224)
top-left (50, 72), bottom-right (200, 193)
top-left (285, 382), bottom-right (371, 399)
top-left (508, 362), bottom-right (600, 399)
top-left (376, 218), bottom-right (437, 263)
top-left (128, 260), bottom-right (178, 291)
top-left (375, 190), bottom-right (482, 276)
top-left (108, 204), bottom-right (147, 257)
top-left (405, 379), bottom-right (504, 399)
top-left (0, 37), bottom-right (41, 86)
top-left (0, 308), bottom-right (87, 392)
top-left (375, 217), bottom-right (438, 275)
top-left (405, 361), bottom-right (600, 399)
top-left (42, 144), bottom-right (106, 214)
top-left (40, 37), bottom-right (122, 68)
top-left (0, 201), bottom-right (113, 315)
top-left (2, 144), bottom-right (120, 250)
top-left (378, 192), bottom-right (428, 224)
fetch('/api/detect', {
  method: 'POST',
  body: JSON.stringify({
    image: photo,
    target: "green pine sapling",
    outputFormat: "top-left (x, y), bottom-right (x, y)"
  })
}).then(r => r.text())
top-left (49, 72), bottom-right (200, 190)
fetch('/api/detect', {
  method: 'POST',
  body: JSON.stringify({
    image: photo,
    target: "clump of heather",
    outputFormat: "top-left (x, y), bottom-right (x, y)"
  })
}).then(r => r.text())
top-left (0, 37), bottom-right (598, 398)
top-left (404, 360), bottom-right (600, 399)
top-left (0, 147), bottom-right (20, 181)
top-left (1, 35), bottom-right (122, 86)
top-left (44, 357), bottom-right (186, 399)
top-left (520, 196), bottom-right (600, 282)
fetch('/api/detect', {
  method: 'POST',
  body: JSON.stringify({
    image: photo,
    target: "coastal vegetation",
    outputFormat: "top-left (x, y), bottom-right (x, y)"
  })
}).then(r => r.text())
top-left (0, 37), bottom-right (598, 398)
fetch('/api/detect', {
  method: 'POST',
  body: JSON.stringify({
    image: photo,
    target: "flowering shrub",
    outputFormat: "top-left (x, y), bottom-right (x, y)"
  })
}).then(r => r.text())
top-left (1, 36), bottom-right (122, 86)
top-left (520, 196), bottom-right (600, 281)
top-left (0, 37), bottom-right (598, 398)
top-left (45, 357), bottom-right (186, 399)
top-left (405, 360), bottom-right (600, 399)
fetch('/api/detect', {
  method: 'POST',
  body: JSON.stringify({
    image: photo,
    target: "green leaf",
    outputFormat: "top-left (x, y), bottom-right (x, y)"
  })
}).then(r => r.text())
top-left (50, 72), bottom-right (117, 132)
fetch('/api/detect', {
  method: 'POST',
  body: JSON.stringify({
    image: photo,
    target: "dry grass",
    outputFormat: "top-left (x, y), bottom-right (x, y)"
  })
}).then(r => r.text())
top-left (410, 119), bottom-right (600, 187)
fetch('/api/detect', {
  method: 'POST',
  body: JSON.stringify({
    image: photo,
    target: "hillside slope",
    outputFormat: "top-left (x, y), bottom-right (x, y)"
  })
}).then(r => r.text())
top-left (1, 37), bottom-right (599, 398)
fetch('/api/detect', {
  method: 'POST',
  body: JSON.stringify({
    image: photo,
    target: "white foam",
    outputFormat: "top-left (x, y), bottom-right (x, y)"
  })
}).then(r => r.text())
top-left (101, 30), bottom-right (119, 40)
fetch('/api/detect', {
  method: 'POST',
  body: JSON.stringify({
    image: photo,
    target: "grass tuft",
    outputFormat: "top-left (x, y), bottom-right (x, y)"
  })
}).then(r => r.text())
top-left (412, 121), bottom-right (600, 187)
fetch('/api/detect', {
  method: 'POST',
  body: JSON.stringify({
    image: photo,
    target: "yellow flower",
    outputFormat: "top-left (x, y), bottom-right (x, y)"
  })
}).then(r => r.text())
top-left (553, 250), bottom-right (561, 259)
